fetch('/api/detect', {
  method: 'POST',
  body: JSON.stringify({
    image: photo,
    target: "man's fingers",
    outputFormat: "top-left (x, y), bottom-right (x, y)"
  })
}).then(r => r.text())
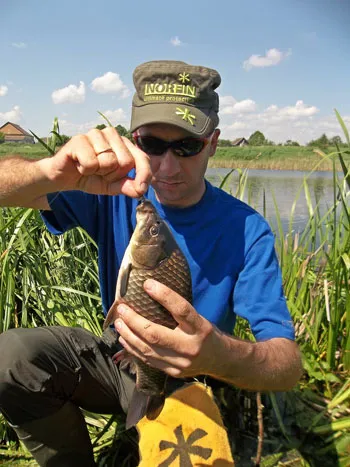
top-left (61, 127), bottom-right (151, 197)
top-left (87, 128), bottom-right (114, 155)
top-left (95, 151), bottom-right (119, 176)
top-left (69, 135), bottom-right (100, 175)
top-left (123, 137), bottom-right (152, 195)
top-left (116, 304), bottom-right (174, 347)
top-left (108, 177), bottom-right (144, 197)
top-left (143, 280), bottom-right (203, 334)
top-left (116, 315), bottom-right (191, 376)
top-left (103, 128), bottom-right (135, 173)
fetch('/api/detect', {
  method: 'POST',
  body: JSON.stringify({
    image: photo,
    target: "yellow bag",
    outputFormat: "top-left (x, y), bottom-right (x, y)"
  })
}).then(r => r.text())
top-left (137, 382), bottom-right (234, 466)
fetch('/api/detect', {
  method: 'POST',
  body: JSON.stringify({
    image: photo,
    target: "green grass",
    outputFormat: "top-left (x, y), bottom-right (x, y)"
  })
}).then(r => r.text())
top-left (210, 145), bottom-right (350, 171)
top-left (0, 142), bottom-right (49, 158)
top-left (1, 140), bottom-right (350, 172)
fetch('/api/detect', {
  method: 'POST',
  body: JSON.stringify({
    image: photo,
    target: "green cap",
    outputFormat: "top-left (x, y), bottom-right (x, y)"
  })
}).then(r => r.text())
top-left (130, 60), bottom-right (221, 136)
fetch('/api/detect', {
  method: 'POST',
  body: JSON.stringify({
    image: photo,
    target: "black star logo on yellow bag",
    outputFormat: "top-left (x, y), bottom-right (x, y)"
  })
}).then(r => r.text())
top-left (158, 424), bottom-right (212, 467)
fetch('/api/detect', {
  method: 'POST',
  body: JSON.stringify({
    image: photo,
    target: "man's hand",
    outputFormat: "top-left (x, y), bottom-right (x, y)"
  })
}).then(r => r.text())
top-left (40, 127), bottom-right (151, 198)
top-left (114, 279), bottom-right (217, 378)
top-left (114, 279), bottom-right (303, 391)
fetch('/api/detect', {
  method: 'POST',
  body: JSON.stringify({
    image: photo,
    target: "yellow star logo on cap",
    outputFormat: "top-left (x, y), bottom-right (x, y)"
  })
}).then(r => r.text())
top-left (175, 107), bottom-right (196, 125)
top-left (178, 72), bottom-right (190, 84)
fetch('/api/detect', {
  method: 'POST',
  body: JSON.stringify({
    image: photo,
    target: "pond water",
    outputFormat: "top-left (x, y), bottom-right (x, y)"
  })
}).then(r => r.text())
top-left (205, 168), bottom-right (346, 234)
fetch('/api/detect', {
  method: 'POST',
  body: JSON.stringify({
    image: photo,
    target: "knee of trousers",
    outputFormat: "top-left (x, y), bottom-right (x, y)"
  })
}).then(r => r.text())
top-left (0, 327), bottom-right (75, 404)
top-left (0, 328), bottom-right (43, 398)
top-left (0, 327), bottom-right (80, 424)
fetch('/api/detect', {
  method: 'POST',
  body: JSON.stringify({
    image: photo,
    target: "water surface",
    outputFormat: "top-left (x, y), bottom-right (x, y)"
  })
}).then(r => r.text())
top-left (205, 168), bottom-right (343, 233)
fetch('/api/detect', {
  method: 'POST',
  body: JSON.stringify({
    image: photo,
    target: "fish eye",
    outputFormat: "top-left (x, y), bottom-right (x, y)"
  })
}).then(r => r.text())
top-left (149, 225), bottom-right (159, 237)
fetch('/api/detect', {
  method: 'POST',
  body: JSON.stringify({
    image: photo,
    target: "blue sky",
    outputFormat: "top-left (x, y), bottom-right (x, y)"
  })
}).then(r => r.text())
top-left (1, 0), bottom-right (349, 144)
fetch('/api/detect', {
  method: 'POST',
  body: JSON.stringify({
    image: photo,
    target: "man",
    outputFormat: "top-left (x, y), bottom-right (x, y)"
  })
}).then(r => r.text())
top-left (0, 60), bottom-right (302, 466)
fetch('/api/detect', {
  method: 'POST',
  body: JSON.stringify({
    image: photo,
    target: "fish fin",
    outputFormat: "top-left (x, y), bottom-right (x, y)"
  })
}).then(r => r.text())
top-left (102, 300), bottom-right (120, 330)
top-left (119, 262), bottom-right (132, 298)
top-left (126, 389), bottom-right (165, 430)
top-left (116, 245), bottom-right (132, 300)
top-left (114, 351), bottom-right (137, 375)
top-left (146, 394), bottom-right (165, 421)
top-left (112, 349), bottom-right (128, 364)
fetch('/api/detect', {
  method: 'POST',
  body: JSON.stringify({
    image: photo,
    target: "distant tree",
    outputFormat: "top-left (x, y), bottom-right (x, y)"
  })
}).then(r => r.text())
top-left (0, 132), bottom-right (5, 144)
top-left (248, 131), bottom-right (266, 146)
top-left (265, 139), bottom-right (275, 146)
top-left (307, 133), bottom-right (329, 148)
top-left (115, 124), bottom-right (133, 142)
top-left (95, 123), bottom-right (133, 141)
top-left (284, 139), bottom-right (300, 146)
top-left (58, 134), bottom-right (71, 146)
top-left (329, 135), bottom-right (343, 146)
top-left (95, 124), bottom-right (107, 130)
top-left (217, 139), bottom-right (233, 147)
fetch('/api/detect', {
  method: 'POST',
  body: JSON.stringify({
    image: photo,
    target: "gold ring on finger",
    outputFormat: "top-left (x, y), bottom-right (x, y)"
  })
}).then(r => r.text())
top-left (96, 148), bottom-right (114, 156)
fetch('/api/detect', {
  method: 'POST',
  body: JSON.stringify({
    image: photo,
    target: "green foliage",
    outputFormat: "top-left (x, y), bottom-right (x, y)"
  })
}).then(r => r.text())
top-left (95, 124), bottom-right (107, 130)
top-left (95, 123), bottom-right (133, 142)
top-left (248, 130), bottom-right (266, 146)
top-left (57, 134), bottom-right (71, 146)
top-left (115, 124), bottom-right (133, 142)
top-left (285, 139), bottom-right (300, 146)
top-left (329, 135), bottom-right (343, 146)
top-left (307, 133), bottom-right (329, 148)
top-left (0, 132), bottom-right (5, 144)
top-left (217, 139), bottom-right (233, 147)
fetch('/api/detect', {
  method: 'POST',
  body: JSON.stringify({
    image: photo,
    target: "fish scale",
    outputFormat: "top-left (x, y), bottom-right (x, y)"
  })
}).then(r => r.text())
top-left (122, 248), bottom-right (192, 394)
top-left (124, 249), bottom-right (192, 327)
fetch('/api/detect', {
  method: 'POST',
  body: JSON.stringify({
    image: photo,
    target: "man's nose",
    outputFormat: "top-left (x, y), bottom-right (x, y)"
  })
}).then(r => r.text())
top-left (159, 149), bottom-right (181, 176)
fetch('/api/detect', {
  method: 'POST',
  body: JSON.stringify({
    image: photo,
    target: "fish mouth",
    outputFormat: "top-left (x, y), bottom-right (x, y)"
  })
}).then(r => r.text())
top-left (136, 198), bottom-right (160, 224)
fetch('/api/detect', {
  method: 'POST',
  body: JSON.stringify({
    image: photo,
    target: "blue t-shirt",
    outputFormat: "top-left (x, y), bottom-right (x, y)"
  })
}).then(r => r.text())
top-left (41, 180), bottom-right (295, 342)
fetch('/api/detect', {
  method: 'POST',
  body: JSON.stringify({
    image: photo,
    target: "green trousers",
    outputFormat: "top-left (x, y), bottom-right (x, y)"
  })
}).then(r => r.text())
top-left (0, 326), bottom-right (136, 466)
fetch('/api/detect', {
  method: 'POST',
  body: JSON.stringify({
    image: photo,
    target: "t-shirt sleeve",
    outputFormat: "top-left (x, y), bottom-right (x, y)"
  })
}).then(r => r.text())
top-left (40, 191), bottom-right (99, 241)
top-left (233, 216), bottom-right (295, 342)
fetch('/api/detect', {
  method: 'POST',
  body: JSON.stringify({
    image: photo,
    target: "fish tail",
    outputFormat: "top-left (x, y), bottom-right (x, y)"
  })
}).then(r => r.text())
top-left (126, 389), bottom-right (165, 430)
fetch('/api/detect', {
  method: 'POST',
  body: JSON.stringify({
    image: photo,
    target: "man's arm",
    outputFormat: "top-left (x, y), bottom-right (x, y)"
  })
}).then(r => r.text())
top-left (0, 156), bottom-right (52, 209)
top-left (205, 332), bottom-right (302, 391)
top-left (0, 128), bottom-right (151, 209)
top-left (113, 279), bottom-right (303, 392)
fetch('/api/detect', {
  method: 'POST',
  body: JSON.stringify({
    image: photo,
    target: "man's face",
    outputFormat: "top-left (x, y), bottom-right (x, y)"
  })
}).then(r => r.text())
top-left (137, 123), bottom-right (220, 208)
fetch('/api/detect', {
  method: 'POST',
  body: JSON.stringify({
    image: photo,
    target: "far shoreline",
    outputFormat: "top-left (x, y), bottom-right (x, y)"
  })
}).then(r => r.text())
top-left (0, 143), bottom-right (348, 173)
top-left (208, 159), bottom-right (343, 172)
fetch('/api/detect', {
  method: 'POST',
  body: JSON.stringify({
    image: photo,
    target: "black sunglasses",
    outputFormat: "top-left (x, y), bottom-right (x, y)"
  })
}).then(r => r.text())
top-left (133, 134), bottom-right (212, 158)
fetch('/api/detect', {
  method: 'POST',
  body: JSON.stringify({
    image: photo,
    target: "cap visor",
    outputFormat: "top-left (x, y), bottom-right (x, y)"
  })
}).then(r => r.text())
top-left (130, 103), bottom-right (215, 136)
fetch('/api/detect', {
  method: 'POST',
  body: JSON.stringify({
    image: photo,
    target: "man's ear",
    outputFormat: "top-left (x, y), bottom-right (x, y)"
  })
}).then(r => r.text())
top-left (209, 128), bottom-right (221, 157)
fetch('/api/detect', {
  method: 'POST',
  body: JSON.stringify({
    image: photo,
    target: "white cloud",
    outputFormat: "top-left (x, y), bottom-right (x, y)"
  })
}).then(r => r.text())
top-left (11, 42), bottom-right (27, 49)
top-left (223, 121), bottom-right (249, 131)
top-left (0, 105), bottom-right (22, 124)
top-left (101, 108), bottom-right (128, 125)
top-left (0, 85), bottom-right (8, 96)
top-left (52, 81), bottom-right (86, 104)
top-left (218, 98), bottom-right (334, 144)
top-left (264, 100), bottom-right (319, 119)
top-left (243, 48), bottom-right (291, 71)
top-left (170, 36), bottom-right (182, 46)
top-left (221, 98), bottom-right (257, 115)
top-left (57, 108), bottom-right (128, 136)
top-left (220, 95), bottom-right (236, 107)
top-left (90, 72), bottom-right (130, 98)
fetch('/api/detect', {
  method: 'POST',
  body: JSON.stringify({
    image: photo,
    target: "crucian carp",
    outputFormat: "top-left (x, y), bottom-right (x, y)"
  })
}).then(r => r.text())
top-left (103, 197), bottom-right (192, 429)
